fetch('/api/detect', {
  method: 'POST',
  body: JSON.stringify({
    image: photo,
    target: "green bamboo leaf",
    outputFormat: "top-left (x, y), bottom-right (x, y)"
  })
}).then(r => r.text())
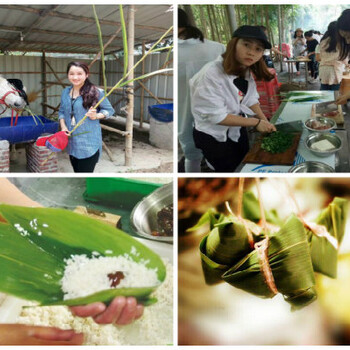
top-left (223, 215), bottom-right (316, 310)
top-left (93, 5), bottom-right (107, 93)
top-left (118, 68), bottom-right (173, 87)
top-left (242, 191), bottom-right (283, 226)
top-left (307, 197), bottom-right (348, 278)
top-left (0, 204), bottom-right (166, 306)
top-left (186, 208), bottom-right (222, 232)
top-left (119, 4), bottom-right (128, 77)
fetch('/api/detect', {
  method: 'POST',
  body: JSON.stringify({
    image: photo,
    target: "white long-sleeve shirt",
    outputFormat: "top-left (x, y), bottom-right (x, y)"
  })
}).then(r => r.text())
top-left (178, 38), bottom-right (226, 160)
top-left (190, 56), bottom-right (260, 142)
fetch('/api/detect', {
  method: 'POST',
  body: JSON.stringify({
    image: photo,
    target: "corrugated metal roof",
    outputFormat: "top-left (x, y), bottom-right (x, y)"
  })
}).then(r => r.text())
top-left (0, 4), bottom-right (173, 54)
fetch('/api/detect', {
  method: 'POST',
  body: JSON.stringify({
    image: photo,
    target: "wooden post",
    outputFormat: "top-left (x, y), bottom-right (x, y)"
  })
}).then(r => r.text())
top-left (140, 40), bottom-right (145, 128)
top-left (125, 5), bottom-right (135, 166)
top-left (41, 51), bottom-right (47, 117)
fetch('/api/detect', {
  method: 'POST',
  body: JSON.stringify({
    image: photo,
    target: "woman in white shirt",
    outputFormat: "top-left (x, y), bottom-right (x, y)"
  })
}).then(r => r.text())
top-left (190, 25), bottom-right (276, 172)
top-left (178, 8), bottom-right (226, 172)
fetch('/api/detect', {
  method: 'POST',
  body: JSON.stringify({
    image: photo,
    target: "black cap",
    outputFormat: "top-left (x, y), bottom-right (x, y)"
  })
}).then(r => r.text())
top-left (178, 8), bottom-right (189, 27)
top-left (232, 25), bottom-right (271, 49)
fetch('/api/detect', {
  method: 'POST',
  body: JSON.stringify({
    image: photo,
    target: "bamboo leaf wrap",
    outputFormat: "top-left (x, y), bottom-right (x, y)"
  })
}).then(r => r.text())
top-left (222, 215), bottom-right (317, 309)
top-left (307, 197), bottom-right (348, 278)
top-left (0, 204), bottom-right (166, 306)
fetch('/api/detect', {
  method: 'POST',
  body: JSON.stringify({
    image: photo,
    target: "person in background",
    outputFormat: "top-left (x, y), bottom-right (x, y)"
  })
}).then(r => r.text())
top-left (311, 30), bottom-right (322, 43)
top-left (333, 9), bottom-right (350, 102)
top-left (59, 62), bottom-right (115, 173)
top-left (178, 8), bottom-right (226, 173)
top-left (302, 31), bottom-right (319, 83)
top-left (292, 28), bottom-right (306, 76)
top-left (258, 25), bottom-right (288, 68)
top-left (190, 25), bottom-right (276, 173)
top-left (316, 21), bottom-right (348, 91)
top-left (0, 179), bottom-right (143, 345)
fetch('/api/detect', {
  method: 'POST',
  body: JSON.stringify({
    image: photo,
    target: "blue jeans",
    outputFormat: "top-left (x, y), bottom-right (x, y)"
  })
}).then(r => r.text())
top-left (320, 83), bottom-right (341, 91)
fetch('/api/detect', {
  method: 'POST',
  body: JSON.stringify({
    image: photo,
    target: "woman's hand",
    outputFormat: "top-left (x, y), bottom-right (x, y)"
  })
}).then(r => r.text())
top-left (256, 120), bottom-right (276, 133)
top-left (69, 296), bottom-right (144, 325)
top-left (336, 92), bottom-right (350, 105)
top-left (0, 324), bottom-right (83, 345)
top-left (87, 107), bottom-right (98, 120)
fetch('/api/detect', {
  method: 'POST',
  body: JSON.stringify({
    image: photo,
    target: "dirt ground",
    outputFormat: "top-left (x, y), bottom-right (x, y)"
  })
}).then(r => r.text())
top-left (9, 134), bottom-right (173, 173)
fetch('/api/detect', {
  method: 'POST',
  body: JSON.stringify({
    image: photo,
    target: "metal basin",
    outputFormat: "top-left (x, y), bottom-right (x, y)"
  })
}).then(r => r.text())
top-left (130, 182), bottom-right (173, 243)
top-left (305, 132), bottom-right (342, 157)
top-left (304, 117), bottom-right (336, 133)
top-left (289, 161), bottom-right (335, 173)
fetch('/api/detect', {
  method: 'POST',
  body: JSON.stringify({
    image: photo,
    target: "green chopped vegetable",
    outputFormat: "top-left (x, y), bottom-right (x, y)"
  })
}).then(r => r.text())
top-left (261, 131), bottom-right (294, 154)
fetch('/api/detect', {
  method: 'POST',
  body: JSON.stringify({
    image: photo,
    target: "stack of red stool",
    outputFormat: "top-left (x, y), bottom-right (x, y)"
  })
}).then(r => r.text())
top-left (255, 68), bottom-right (281, 120)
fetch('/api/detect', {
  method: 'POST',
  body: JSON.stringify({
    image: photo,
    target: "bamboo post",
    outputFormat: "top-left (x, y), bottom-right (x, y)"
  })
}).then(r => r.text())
top-left (41, 50), bottom-right (47, 116)
top-left (125, 5), bottom-right (135, 166)
top-left (140, 40), bottom-right (145, 128)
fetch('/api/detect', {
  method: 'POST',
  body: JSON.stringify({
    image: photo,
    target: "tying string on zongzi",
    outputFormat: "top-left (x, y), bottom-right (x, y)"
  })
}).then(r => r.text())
top-left (255, 237), bottom-right (278, 295)
top-left (283, 180), bottom-right (338, 249)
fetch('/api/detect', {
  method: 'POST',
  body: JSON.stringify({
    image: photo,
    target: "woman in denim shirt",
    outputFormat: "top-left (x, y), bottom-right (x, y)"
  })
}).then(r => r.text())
top-left (59, 62), bottom-right (115, 172)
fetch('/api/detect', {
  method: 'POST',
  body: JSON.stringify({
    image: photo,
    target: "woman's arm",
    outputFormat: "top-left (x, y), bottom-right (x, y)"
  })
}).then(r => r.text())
top-left (0, 179), bottom-right (39, 206)
top-left (218, 113), bottom-right (276, 133)
top-left (249, 103), bottom-right (269, 121)
top-left (336, 91), bottom-right (350, 105)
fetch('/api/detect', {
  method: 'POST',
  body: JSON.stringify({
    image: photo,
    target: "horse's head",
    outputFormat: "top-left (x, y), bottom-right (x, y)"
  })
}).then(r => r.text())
top-left (0, 76), bottom-right (28, 111)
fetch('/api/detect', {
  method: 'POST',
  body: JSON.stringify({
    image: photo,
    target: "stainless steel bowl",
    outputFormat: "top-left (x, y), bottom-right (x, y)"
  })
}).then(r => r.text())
top-left (288, 161), bottom-right (335, 173)
top-left (304, 117), bottom-right (336, 133)
top-left (305, 132), bottom-right (342, 157)
top-left (130, 182), bottom-right (173, 243)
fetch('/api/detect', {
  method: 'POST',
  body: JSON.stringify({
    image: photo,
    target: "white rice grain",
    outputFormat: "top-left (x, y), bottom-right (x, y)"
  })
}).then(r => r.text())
top-left (61, 254), bottom-right (159, 300)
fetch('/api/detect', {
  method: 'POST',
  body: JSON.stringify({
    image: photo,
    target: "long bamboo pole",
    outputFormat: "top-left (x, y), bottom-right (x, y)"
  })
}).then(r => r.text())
top-left (140, 40), bottom-right (145, 128)
top-left (125, 5), bottom-right (135, 166)
top-left (69, 25), bottom-right (173, 134)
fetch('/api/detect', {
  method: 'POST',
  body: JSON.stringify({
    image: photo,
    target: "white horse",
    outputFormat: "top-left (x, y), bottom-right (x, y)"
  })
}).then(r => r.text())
top-left (0, 76), bottom-right (27, 115)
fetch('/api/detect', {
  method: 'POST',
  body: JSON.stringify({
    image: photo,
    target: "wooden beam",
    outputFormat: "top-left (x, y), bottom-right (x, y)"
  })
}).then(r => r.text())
top-left (0, 38), bottom-right (120, 51)
top-left (88, 27), bottom-right (122, 69)
top-left (1, 5), bottom-right (60, 52)
top-left (125, 5), bottom-right (135, 166)
top-left (0, 5), bottom-right (169, 33)
top-left (102, 141), bottom-right (115, 162)
top-left (41, 51), bottom-right (47, 116)
top-left (138, 81), bottom-right (162, 104)
top-left (45, 59), bottom-right (66, 88)
top-left (101, 123), bottom-right (130, 136)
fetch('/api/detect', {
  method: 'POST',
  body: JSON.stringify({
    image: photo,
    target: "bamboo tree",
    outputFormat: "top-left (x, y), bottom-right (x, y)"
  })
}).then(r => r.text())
top-left (260, 5), bottom-right (264, 26)
top-left (119, 5), bottom-right (128, 77)
top-left (253, 6), bottom-right (257, 25)
top-left (212, 6), bottom-right (222, 42)
top-left (199, 6), bottom-right (208, 38)
top-left (207, 5), bottom-right (216, 41)
top-left (246, 5), bottom-right (251, 25)
top-left (236, 5), bottom-right (242, 27)
top-left (92, 5), bottom-right (107, 93)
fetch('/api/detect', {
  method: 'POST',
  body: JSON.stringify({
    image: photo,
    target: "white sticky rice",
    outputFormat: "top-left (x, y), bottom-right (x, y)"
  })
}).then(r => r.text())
top-left (18, 259), bottom-right (173, 345)
top-left (61, 254), bottom-right (160, 300)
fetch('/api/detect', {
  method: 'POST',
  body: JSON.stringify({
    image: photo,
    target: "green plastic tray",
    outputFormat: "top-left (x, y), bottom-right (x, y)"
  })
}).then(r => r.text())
top-left (84, 178), bottom-right (162, 209)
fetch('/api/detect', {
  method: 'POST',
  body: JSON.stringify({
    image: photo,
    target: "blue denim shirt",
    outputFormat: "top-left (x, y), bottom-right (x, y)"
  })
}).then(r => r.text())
top-left (58, 86), bottom-right (115, 159)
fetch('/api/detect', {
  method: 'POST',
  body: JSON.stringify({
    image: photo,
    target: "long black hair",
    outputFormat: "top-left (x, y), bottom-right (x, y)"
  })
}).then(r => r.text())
top-left (178, 8), bottom-right (204, 42)
top-left (337, 9), bottom-right (350, 60)
top-left (66, 61), bottom-right (99, 109)
top-left (321, 21), bottom-right (337, 53)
